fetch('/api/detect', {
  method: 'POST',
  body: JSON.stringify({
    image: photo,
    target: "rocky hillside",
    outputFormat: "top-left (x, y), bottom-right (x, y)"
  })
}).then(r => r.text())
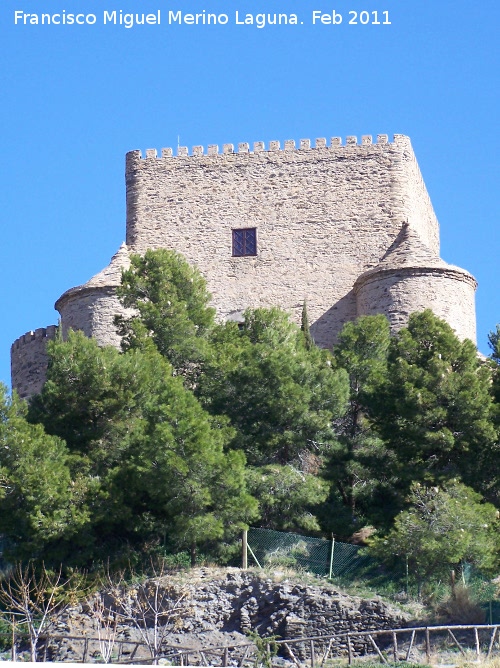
top-left (50, 568), bottom-right (412, 663)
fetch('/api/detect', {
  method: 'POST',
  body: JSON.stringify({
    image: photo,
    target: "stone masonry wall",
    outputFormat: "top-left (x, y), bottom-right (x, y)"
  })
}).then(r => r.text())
top-left (57, 288), bottom-right (127, 349)
top-left (54, 569), bottom-right (411, 663)
top-left (391, 136), bottom-right (439, 253)
top-left (355, 268), bottom-right (477, 342)
top-left (125, 134), bottom-right (440, 348)
top-left (11, 133), bottom-right (478, 399)
top-left (10, 326), bottom-right (58, 399)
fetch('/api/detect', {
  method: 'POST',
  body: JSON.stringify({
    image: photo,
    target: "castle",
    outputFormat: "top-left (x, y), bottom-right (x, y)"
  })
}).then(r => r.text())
top-left (11, 133), bottom-right (477, 399)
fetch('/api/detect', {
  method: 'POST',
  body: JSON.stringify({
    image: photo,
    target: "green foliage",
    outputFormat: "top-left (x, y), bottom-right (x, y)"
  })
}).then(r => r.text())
top-left (326, 310), bottom-right (500, 536)
top-left (28, 331), bottom-right (164, 457)
top-left (247, 465), bottom-right (329, 533)
top-left (369, 481), bottom-right (500, 593)
top-left (121, 381), bottom-right (258, 558)
top-left (0, 616), bottom-right (12, 651)
top-left (155, 552), bottom-right (191, 570)
top-left (488, 324), bottom-right (500, 429)
top-left (334, 314), bottom-right (391, 402)
top-left (25, 334), bottom-right (257, 564)
top-left (245, 630), bottom-right (280, 668)
top-left (324, 316), bottom-right (396, 534)
top-left (7, 246), bottom-right (500, 586)
top-left (115, 249), bottom-right (216, 379)
top-left (0, 386), bottom-right (90, 560)
top-left (376, 310), bottom-right (499, 505)
top-left (489, 324), bottom-right (500, 364)
top-left (301, 300), bottom-right (314, 351)
top-left (199, 307), bottom-right (349, 466)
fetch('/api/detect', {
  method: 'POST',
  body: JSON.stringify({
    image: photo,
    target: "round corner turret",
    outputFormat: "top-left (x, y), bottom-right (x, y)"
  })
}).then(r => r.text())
top-left (354, 224), bottom-right (477, 343)
top-left (55, 243), bottom-right (133, 348)
top-left (11, 325), bottom-right (59, 399)
top-left (125, 149), bottom-right (143, 172)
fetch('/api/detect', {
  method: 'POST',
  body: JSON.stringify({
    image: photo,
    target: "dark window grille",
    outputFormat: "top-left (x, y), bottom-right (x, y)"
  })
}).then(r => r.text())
top-left (232, 228), bottom-right (257, 257)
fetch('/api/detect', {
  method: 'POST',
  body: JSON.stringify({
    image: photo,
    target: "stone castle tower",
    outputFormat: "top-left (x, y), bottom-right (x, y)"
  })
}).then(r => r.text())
top-left (11, 133), bottom-right (477, 398)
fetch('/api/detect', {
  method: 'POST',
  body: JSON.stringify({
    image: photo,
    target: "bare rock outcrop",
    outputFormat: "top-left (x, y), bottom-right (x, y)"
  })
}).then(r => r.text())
top-left (51, 568), bottom-right (411, 663)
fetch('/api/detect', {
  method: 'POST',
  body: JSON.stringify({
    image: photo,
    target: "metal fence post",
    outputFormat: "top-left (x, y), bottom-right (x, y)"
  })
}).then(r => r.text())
top-left (242, 530), bottom-right (248, 570)
top-left (247, 526), bottom-right (365, 578)
top-left (329, 536), bottom-right (335, 579)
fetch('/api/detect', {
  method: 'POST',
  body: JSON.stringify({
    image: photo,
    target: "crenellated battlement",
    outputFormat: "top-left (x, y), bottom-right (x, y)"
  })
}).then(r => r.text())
top-left (130, 133), bottom-right (409, 161)
top-left (124, 131), bottom-right (435, 256)
top-left (11, 325), bottom-right (59, 399)
top-left (11, 325), bottom-right (58, 351)
top-left (12, 131), bottom-right (477, 400)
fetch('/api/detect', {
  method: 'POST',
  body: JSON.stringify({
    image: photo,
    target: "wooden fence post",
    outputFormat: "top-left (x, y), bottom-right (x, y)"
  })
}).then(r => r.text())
top-left (82, 636), bottom-right (89, 663)
top-left (347, 634), bottom-right (353, 665)
top-left (425, 627), bottom-right (431, 664)
top-left (11, 617), bottom-right (16, 662)
top-left (475, 627), bottom-right (481, 659)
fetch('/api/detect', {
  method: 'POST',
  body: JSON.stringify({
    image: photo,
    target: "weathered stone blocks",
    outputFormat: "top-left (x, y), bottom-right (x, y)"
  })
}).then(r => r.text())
top-left (124, 133), bottom-right (444, 349)
top-left (11, 326), bottom-right (58, 399)
top-left (11, 134), bottom-right (477, 398)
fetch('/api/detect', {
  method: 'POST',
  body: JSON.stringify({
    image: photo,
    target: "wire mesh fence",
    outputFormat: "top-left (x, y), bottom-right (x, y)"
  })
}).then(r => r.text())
top-left (247, 527), bottom-right (370, 578)
top-left (245, 529), bottom-right (500, 623)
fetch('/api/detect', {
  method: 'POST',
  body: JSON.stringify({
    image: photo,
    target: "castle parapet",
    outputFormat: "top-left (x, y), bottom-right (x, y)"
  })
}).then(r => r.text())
top-left (125, 131), bottom-right (439, 263)
top-left (11, 326), bottom-right (59, 399)
top-left (10, 131), bottom-right (477, 404)
top-left (127, 133), bottom-right (408, 162)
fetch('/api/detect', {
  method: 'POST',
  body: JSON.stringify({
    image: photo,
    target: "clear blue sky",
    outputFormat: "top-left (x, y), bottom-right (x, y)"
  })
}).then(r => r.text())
top-left (1, 0), bottom-right (499, 389)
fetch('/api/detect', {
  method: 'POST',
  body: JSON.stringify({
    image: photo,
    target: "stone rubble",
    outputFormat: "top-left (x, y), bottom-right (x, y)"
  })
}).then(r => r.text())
top-left (49, 568), bottom-right (411, 663)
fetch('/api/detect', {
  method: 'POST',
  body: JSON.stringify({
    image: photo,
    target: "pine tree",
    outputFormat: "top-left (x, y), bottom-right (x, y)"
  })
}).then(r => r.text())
top-left (301, 300), bottom-right (314, 350)
top-left (246, 464), bottom-right (329, 533)
top-left (376, 310), bottom-right (498, 506)
top-left (323, 315), bottom-right (395, 534)
top-left (489, 324), bottom-right (500, 364)
top-left (0, 386), bottom-right (90, 561)
top-left (27, 333), bottom-right (258, 564)
top-left (369, 481), bottom-right (500, 595)
top-left (489, 324), bottom-right (500, 401)
top-left (198, 307), bottom-right (349, 467)
top-left (115, 249), bottom-right (216, 381)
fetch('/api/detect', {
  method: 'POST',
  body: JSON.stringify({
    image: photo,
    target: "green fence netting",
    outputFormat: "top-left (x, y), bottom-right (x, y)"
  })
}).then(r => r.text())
top-left (247, 527), bottom-right (370, 578)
